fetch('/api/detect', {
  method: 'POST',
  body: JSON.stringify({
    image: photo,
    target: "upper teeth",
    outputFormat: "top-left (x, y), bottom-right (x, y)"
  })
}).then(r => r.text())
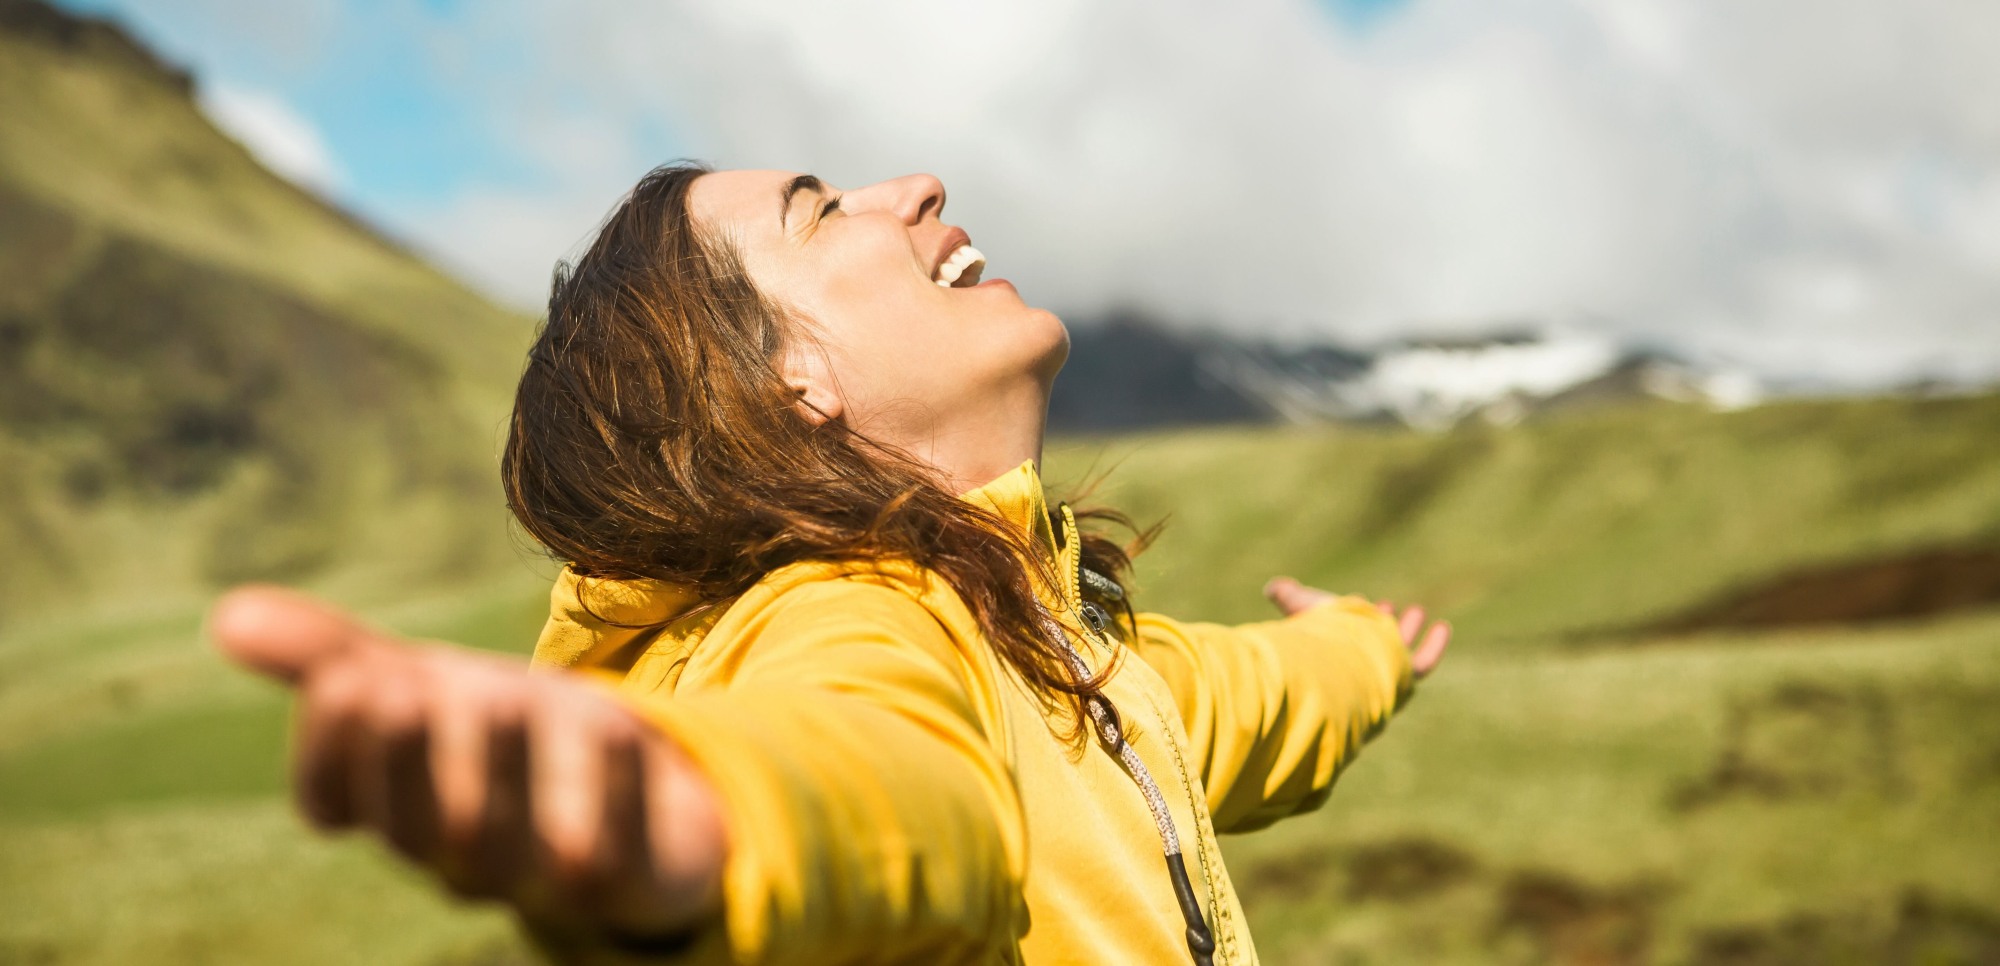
top-left (935, 244), bottom-right (986, 287)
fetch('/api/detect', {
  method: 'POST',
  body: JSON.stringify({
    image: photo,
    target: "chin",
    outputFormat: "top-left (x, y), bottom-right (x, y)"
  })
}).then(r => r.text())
top-left (1028, 308), bottom-right (1070, 383)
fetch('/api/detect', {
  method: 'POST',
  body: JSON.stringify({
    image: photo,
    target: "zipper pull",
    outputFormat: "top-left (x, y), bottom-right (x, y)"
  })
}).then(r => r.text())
top-left (1080, 601), bottom-right (1112, 636)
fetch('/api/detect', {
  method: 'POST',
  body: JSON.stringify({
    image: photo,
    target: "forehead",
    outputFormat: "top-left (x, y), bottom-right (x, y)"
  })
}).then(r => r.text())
top-left (686, 168), bottom-right (804, 247)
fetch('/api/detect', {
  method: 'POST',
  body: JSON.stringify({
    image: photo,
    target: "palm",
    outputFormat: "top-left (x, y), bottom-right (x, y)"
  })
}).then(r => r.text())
top-left (207, 586), bottom-right (725, 939)
top-left (1263, 576), bottom-right (1451, 678)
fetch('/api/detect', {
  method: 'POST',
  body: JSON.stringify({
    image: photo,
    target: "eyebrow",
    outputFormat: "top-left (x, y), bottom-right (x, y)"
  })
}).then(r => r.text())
top-left (779, 174), bottom-right (826, 230)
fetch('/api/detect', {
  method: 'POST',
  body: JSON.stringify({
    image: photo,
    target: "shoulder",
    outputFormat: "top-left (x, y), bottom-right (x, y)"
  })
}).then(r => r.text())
top-left (683, 559), bottom-right (1001, 711)
top-left (719, 558), bottom-right (972, 653)
top-left (745, 557), bottom-right (938, 609)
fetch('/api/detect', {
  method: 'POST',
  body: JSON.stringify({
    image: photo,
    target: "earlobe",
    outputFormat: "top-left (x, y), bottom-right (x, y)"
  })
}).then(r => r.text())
top-left (780, 345), bottom-right (843, 427)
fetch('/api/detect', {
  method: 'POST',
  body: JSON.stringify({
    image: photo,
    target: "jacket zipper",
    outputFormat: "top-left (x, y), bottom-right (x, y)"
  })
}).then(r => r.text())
top-left (1053, 504), bottom-right (1221, 965)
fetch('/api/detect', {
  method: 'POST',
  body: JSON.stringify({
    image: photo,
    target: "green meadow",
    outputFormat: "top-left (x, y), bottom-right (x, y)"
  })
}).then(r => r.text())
top-left (2, 394), bottom-right (1997, 965)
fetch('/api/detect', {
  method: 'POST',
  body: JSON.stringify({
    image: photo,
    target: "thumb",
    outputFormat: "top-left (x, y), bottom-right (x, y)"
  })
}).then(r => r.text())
top-left (1264, 576), bottom-right (1335, 616)
top-left (207, 585), bottom-right (385, 685)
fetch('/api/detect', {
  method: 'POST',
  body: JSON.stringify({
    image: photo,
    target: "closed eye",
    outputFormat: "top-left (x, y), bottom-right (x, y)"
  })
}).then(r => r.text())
top-left (820, 196), bottom-right (842, 220)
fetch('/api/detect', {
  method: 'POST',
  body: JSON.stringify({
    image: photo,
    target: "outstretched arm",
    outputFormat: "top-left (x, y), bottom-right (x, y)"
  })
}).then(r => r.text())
top-left (209, 586), bottom-right (728, 947)
top-left (1126, 577), bottom-right (1450, 833)
top-left (213, 576), bottom-right (1026, 964)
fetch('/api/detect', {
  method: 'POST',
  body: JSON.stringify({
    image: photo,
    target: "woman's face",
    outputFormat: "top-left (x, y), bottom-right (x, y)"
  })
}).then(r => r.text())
top-left (688, 169), bottom-right (1068, 442)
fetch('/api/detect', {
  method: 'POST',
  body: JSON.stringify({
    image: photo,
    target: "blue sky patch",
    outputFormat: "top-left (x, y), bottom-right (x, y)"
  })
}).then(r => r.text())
top-left (1320, 0), bottom-right (1415, 31)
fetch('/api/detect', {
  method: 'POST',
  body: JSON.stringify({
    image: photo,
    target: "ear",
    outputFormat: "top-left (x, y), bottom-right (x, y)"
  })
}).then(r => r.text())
top-left (778, 342), bottom-right (843, 427)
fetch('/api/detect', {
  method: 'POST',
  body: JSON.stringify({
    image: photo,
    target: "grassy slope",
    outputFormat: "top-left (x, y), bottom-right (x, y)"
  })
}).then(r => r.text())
top-left (0, 585), bottom-right (550, 966)
top-left (1045, 393), bottom-right (2000, 643)
top-left (0, 13), bottom-right (547, 959)
top-left (1220, 615), bottom-right (2000, 964)
top-left (0, 397), bottom-right (1995, 964)
top-left (0, 25), bottom-right (526, 401)
top-left (0, 21), bottom-right (535, 622)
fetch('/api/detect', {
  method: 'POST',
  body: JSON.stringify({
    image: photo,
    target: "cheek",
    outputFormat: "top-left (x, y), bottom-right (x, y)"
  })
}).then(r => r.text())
top-left (793, 240), bottom-right (928, 331)
top-left (808, 281), bottom-right (934, 364)
top-left (805, 291), bottom-right (942, 409)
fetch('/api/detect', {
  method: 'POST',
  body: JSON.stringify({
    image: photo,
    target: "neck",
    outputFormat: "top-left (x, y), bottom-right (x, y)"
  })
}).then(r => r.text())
top-left (885, 378), bottom-right (1050, 495)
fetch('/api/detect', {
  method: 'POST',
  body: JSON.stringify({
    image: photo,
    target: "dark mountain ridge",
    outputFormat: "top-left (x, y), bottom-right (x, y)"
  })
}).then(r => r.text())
top-left (0, 0), bottom-right (191, 92)
top-left (1049, 314), bottom-right (1765, 433)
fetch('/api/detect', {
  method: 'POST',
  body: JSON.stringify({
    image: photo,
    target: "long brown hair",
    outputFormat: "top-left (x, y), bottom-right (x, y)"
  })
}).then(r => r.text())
top-left (502, 161), bottom-right (1145, 735)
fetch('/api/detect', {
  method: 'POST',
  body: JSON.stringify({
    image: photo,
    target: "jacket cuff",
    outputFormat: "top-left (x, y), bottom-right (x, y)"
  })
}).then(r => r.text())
top-left (1286, 594), bottom-right (1416, 710)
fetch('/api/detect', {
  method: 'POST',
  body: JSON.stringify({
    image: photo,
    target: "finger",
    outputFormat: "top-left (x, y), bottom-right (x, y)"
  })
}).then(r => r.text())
top-left (1264, 577), bottom-right (1335, 617)
top-left (601, 722), bottom-right (650, 880)
top-left (1376, 600), bottom-right (1394, 615)
top-left (595, 720), bottom-right (670, 932)
top-left (1398, 606), bottom-right (1426, 646)
top-left (353, 661), bottom-right (441, 862)
top-left (429, 653), bottom-right (512, 860)
top-left (1411, 621), bottom-right (1452, 677)
top-left (208, 585), bottom-right (387, 685)
top-left (641, 734), bottom-right (729, 925)
top-left (530, 682), bottom-right (624, 892)
top-left (436, 672), bottom-right (532, 900)
top-left (294, 658), bottom-right (370, 829)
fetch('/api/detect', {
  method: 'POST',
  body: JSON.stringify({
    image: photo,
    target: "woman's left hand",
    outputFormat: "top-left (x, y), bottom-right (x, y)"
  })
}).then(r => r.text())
top-left (1263, 576), bottom-right (1451, 679)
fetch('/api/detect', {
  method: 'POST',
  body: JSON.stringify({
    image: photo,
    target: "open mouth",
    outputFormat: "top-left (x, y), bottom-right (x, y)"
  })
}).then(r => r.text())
top-left (933, 242), bottom-right (987, 288)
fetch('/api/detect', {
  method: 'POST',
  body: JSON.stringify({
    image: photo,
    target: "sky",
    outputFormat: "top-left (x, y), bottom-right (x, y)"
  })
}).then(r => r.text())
top-left (55, 0), bottom-right (2000, 391)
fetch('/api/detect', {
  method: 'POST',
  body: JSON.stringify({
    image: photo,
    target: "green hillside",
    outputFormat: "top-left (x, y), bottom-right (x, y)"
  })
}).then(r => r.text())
top-left (0, 394), bottom-right (1994, 964)
top-left (0, 1), bottom-right (536, 624)
top-left (1042, 397), bottom-right (2000, 963)
top-left (1047, 393), bottom-right (2000, 644)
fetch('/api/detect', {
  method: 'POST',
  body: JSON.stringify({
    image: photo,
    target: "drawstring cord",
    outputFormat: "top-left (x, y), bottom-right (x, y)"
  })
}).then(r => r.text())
top-left (1037, 566), bottom-right (1218, 966)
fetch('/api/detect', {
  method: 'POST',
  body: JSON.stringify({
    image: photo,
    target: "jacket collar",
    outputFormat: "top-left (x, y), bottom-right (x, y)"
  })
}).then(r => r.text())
top-left (958, 458), bottom-right (1064, 563)
top-left (963, 458), bottom-right (1081, 609)
top-left (536, 459), bottom-right (1068, 669)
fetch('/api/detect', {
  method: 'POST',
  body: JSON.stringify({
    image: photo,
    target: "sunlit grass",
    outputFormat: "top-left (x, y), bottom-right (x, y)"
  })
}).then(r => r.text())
top-left (0, 573), bottom-right (559, 965)
top-left (1044, 393), bottom-right (2000, 640)
top-left (1, 399), bottom-right (1995, 962)
top-left (1223, 613), bottom-right (2000, 964)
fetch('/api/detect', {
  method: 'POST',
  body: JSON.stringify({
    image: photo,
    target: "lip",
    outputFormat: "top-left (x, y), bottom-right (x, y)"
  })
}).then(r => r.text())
top-left (930, 226), bottom-right (972, 283)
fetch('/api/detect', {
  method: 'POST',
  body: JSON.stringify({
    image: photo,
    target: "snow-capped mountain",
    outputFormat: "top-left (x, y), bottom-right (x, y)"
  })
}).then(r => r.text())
top-left (1049, 317), bottom-right (1766, 432)
top-left (1206, 330), bottom-right (1764, 430)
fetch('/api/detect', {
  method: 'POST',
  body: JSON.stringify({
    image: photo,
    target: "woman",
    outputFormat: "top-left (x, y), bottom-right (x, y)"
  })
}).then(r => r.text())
top-left (211, 162), bottom-right (1451, 964)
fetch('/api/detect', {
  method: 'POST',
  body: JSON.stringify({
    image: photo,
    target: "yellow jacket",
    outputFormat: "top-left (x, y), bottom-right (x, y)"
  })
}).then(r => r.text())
top-left (531, 460), bottom-right (1414, 964)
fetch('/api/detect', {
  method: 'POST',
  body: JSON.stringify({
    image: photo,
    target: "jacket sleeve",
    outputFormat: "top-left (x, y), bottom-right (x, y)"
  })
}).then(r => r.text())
top-left (1125, 596), bottom-right (1414, 834)
top-left (538, 577), bottom-right (1028, 965)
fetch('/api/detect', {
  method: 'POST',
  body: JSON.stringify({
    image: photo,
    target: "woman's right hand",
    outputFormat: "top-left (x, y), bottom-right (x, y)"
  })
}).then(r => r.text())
top-left (208, 586), bottom-right (727, 941)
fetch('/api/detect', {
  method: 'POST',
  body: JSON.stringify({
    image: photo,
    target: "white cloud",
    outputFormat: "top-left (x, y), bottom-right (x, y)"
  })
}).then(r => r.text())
top-left (403, 0), bottom-right (2000, 390)
top-left (198, 82), bottom-right (345, 195)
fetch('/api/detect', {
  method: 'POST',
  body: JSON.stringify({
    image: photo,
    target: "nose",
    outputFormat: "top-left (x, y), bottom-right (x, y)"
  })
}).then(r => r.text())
top-left (850, 173), bottom-right (946, 225)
